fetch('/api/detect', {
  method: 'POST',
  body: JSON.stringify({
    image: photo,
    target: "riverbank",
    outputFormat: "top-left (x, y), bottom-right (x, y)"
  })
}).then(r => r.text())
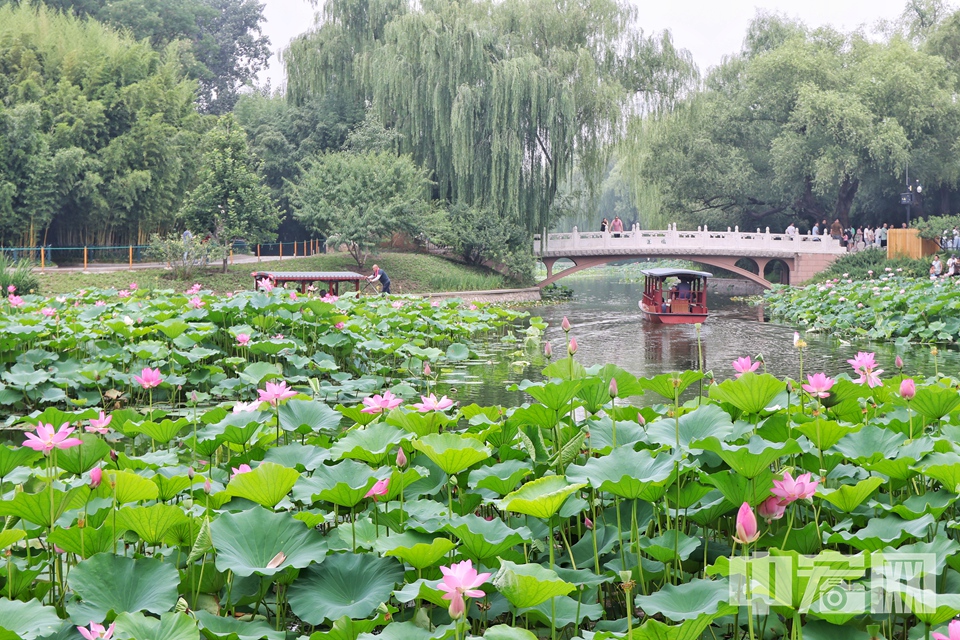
top-left (33, 251), bottom-right (514, 295)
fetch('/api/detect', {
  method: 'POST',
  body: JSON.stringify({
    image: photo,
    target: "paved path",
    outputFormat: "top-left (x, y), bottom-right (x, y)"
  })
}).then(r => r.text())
top-left (36, 252), bottom-right (290, 274)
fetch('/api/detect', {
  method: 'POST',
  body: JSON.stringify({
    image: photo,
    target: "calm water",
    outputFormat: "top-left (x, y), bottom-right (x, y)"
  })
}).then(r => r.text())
top-left (439, 273), bottom-right (960, 406)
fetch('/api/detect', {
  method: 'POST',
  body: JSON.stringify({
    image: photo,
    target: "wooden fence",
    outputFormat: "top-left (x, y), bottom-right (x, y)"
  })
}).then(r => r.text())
top-left (887, 229), bottom-right (940, 259)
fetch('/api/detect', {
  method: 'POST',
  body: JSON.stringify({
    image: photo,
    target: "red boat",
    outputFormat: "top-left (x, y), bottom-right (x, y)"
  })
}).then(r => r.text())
top-left (639, 268), bottom-right (711, 324)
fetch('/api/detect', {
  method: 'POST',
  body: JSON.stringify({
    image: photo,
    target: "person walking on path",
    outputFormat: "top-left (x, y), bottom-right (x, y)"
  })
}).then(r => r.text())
top-left (368, 264), bottom-right (391, 294)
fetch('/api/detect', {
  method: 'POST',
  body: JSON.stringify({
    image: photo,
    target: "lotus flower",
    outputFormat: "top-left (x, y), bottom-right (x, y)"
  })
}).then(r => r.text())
top-left (335, 322), bottom-right (345, 329)
top-left (609, 378), bottom-right (618, 398)
top-left (392, 301), bottom-right (403, 309)
top-left (757, 496), bottom-right (786, 523)
top-left (117, 290), bottom-right (130, 298)
top-left (190, 296), bottom-right (205, 309)
top-left (186, 283), bottom-right (202, 295)
top-left (561, 316), bottom-right (571, 331)
top-left (23, 422), bottom-right (83, 453)
top-left (236, 333), bottom-right (251, 346)
top-left (568, 337), bottom-right (578, 355)
top-left (361, 390), bottom-right (403, 414)
top-left (895, 355), bottom-right (904, 369)
top-left (733, 502), bottom-right (760, 544)
top-left (933, 619), bottom-right (960, 640)
top-left (802, 373), bottom-right (834, 399)
top-left (8, 295), bottom-right (23, 307)
top-left (438, 560), bottom-right (491, 620)
top-left (396, 448), bottom-right (407, 467)
top-left (543, 341), bottom-right (552, 358)
top-left (900, 378), bottom-right (916, 400)
top-left (133, 367), bottom-right (163, 389)
top-left (231, 464), bottom-right (252, 478)
top-left (257, 278), bottom-right (274, 292)
top-left (423, 363), bottom-right (431, 376)
top-left (257, 380), bottom-right (297, 406)
top-left (77, 622), bottom-right (115, 640)
top-left (847, 351), bottom-right (883, 387)
top-left (365, 478), bottom-right (389, 500)
top-left (85, 411), bottom-right (112, 434)
top-left (41, 307), bottom-right (56, 317)
top-left (584, 516), bottom-right (593, 530)
top-left (233, 400), bottom-right (261, 413)
top-left (89, 467), bottom-right (103, 489)
top-left (412, 394), bottom-right (454, 412)
top-left (732, 356), bottom-right (760, 378)
top-left (7, 285), bottom-right (14, 293)
top-left (793, 331), bottom-right (800, 347)
top-left (771, 471), bottom-right (819, 505)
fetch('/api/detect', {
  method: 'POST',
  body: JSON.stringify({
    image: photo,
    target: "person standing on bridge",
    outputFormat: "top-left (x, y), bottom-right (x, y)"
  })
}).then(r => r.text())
top-left (367, 264), bottom-right (391, 295)
top-left (830, 219), bottom-right (843, 241)
top-left (600, 218), bottom-right (609, 233)
top-left (611, 216), bottom-right (624, 238)
top-left (785, 222), bottom-right (797, 237)
top-left (812, 221), bottom-right (820, 237)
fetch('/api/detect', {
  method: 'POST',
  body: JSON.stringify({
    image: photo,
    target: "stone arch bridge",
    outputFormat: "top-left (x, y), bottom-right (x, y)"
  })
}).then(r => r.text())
top-left (535, 225), bottom-right (847, 289)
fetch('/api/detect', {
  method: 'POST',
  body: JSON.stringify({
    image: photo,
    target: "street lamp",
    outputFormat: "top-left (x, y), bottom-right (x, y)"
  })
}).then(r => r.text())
top-left (900, 179), bottom-right (922, 226)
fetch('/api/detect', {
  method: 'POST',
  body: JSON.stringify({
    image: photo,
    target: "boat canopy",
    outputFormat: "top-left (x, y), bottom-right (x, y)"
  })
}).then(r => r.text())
top-left (640, 268), bottom-right (713, 279)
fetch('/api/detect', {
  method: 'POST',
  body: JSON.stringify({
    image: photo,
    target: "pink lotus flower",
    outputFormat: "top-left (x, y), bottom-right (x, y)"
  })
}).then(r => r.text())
top-left (361, 390), bottom-right (404, 414)
top-left (231, 464), bottom-right (252, 478)
top-left (412, 394), bottom-right (454, 412)
top-left (186, 283), bottom-right (202, 295)
top-left (392, 301), bottom-right (403, 309)
top-left (289, 291), bottom-right (298, 300)
top-left (89, 467), bottom-right (103, 489)
top-left (8, 295), bottom-right (23, 307)
top-left (258, 381), bottom-right (298, 406)
top-left (771, 471), bottom-right (819, 505)
top-left (204, 478), bottom-right (212, 493)
top-left (895, 355), bottom-right (904, 369)
top-left (236, 333), bottom-right (251, 346)
top-left (438, 560), bottom-right (491, 620)
top-left (584, 516), bottom-right (593, 530)
top-left (396, 448), bottom-right (407, 467)
top-left (733, 502), bottom-right (760, 544)
top-left (322, 293), bottom-right (338, 302)
top-left (561, 316), bottom-right (571, 331)
top-left (41, 307), bottom-right (56, 317)
top-left (335, 322), bottom-right (345, 330)
top-left (469, 304), bottom-right (478, 310)
top-left (117, 290), bottom-right (130, 298)
top-left (307, 285), bottom-right (318, 292)
top-left (543, 341), bottom-right (552, 358)
top-left (431, 300), bottom-right (440, 307)
top-left (233, 400), bottom-right (262, 413)
top-left (933, 619), bottom-right (960, 640)
top-left (273, 333), bottom-right (284, 340)
top-left (365, 478), bottom-right (389, 500)
top-left (568, 337), bottom-right (578, 355)
top-left (86, 411), bottom-right (112, 434)
top-left (133, 367), bottom-right (163, 389)
top-left (95, 300), bottom-right (106, 307)
top-left (847, 351), bottom-right (883, 388)
top-left (732, 356), bottom-right (760, 378)
top-left (802, 373), bottom-right (835, 399)
top-left (23, 422), bottom-right (83, 453)
top-left (6, 285), bottom-right (15, 293)
top-left (900, 378), bottom-right (916, 400)
top-left (757, 496), bottom-right (786, 523)
top-left (190, 296), bottom-right (205, 309)
top-left (77, 622), bottom-right (115, 640)
top-left (257, 278), bottom-right (274, 292)
top-left (609, 378), bottom-right (618, 398)
top-left (129, 282), bottom-right (138, 291)
top-left (423, 363), bottom-right (431, 376)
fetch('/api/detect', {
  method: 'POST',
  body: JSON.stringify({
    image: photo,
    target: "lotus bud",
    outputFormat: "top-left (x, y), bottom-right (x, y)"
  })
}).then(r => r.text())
top-left (609, 378), bottom-right (618, 399)
top-left (568, 337), bottom-right (578, 355)
top-left (188, 467), bottom-right (195, 480)
top-left (89, 467), bottom-right (102, 489)
top-left (449, 474), bottom-right (458, 486)
top-left (900, 378), bottom-right (916, 400)
top-left (109, 450), bottom-right (118, 462)
top-left (543, 341), bottom-right (552, 359)
top-left (733, 501), bottom-right (760, 544)
top-left (204, 478), bottom-right (212, 494)
top-left (561, 316), bottom-right (571, 332)
top-left (424, 363), bottom-right (431, 376)
top-left (396, 447), bottom-right (407, 468)
top-left (895, 355), bottom-right (903, 369)
top-left (584, 516), bottom-right (593, 530)
top-left (448, 594), bottom-right (466, 619)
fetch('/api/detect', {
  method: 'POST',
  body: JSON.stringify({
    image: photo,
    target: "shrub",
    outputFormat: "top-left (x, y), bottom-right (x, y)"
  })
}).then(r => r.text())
top-left (814, 247), bottom-right (930, 282)
top-left (0, 252), bottom-right (40, 295)
top-left (147, 233), bottom-right (226, 280)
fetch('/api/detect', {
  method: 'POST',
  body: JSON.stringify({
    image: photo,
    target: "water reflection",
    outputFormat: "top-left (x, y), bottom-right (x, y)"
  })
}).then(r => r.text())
top-left (440, 273), bottom-right (960, 406)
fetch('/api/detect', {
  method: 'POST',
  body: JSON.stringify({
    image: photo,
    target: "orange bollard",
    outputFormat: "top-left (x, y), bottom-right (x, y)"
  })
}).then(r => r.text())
top-left (83, 246), bottom-right (88, 272)
top-left (257, 244), bottom-right (261, 262)
top-left (40, 247), bottom-right (45, 272)
top-left (303, 240), bottom-right (306, 256)
top-left (279, 242), bottom-right (283, 261)
top-left (293, 241), bottom-right (297, 258)
top-left (129, 245), bottom-right (133, 270)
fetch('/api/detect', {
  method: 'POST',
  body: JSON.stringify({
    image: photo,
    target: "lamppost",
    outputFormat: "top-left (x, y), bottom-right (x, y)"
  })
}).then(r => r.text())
top-left (900, 178), bottom-right (922, 226)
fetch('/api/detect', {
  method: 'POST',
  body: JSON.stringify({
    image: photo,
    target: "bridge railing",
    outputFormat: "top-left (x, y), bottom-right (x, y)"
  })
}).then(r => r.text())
top-left (534, 224), bottom-right (847, 255)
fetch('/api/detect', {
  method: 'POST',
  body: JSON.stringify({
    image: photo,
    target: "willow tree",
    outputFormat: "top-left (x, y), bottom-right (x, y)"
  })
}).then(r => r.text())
top-left (285, 0), bottom-right (695, 232)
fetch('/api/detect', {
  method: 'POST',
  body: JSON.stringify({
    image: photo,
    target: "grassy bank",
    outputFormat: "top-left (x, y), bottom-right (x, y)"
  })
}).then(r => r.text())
top-left (35, 251), bottom-right (509, 295)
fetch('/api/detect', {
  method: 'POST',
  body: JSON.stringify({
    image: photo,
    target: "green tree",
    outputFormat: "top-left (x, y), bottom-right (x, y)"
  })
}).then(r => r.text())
top-left (180, 114), bottom-right (280, 271)
top-left (289, 150), bottom-right (431, 267)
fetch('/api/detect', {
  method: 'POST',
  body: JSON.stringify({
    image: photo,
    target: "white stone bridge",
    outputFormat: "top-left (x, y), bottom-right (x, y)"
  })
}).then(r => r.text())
top-left (534, 224), bottom-right (848, 289)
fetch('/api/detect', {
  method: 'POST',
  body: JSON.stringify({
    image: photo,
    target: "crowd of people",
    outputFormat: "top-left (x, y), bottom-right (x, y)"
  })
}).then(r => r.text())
top-left (784, 218), bottom-right (894, 251)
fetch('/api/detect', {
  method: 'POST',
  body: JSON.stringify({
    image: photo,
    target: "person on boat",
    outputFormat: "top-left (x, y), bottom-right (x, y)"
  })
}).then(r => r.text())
top-left (600, 218), bottom-right (609, 233)
top-left (367, 264), bottom-right (391, 294)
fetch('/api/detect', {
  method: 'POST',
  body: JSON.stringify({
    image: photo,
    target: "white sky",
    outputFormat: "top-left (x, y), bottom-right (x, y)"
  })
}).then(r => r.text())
top-left (257, 0), bottom-right (911, 89)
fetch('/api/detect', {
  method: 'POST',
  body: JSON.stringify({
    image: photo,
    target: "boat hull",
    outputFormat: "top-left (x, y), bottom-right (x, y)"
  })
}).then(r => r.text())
top-left (641, 309), bottom-right (708, 324)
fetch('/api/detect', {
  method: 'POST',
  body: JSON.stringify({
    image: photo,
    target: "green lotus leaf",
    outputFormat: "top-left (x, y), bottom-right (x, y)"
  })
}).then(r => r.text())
top-left (638, 531), bottom-right (701, 563)
top-left (195, 610), bottom-right (285, 640)
top-left (507, 404), bottom-right (561, 432)
top-left (911, 384), bottom-right (960, 421)
top-left (826, 514), bottom-right (935, 552)
top-left (444, 514), bottom-right (532, 561)
top-left (518, 595), bottom-right (605, 627)
top-left (567, 448), bottom-right (678, 500)
top-left (357, 621), bottom-right (455, 640)
top-left (0, 485), bottom-right (87, 527)
top-left (238, 361), bottom-right (283, 385)
top-left (445, 343), bottom-right (470, 361)
top-left (0, 530), bottom-right (24, 550)
top-left (832, 425), bottom-right (906, 463)
top-left (126, 418), bottom-right (190, 444)
top-left (900, 591), bottom-right (960, 626)
top-left (644, 404), bottom-right (735, 449)
top-left (701, 469), bottom-right (774, 508)
top-left (917, 453), bottom-right (960, 492)
top-left (634, 578), bottom-right (732, 622)
top-left (294, 460), bottom-right (377, 508)
top-left (709, 372), bottom-right (785, 415)
top-left (248, 339), bottom-right (298, 355)
top-left (225, 461), bottom-right (299, 508)
top-left (0, 598), bottom-right (63, 640)
top-left (210, 506), bottom-right (327, 577)
top-left (115, 504), bottom-right (190, 546)
top-left (816, 477), bottom-right (884, 513)
top-left (584, 416), bottom-right (647, 454)
top-left (412, 433), bottom-right (491, 475)
top-left (393, 578), bottom-right (448, 607)
top-left (308, 614), bottom-right (387, 640)
top-left (524, 380), bottom-right (583, 411)
top-left (113, 611), bottom-right (200, 640)
top-left (386, 409), bottom-right (450, 437)
top-left (152, 472), bottom-right (195, 501)
top-left (288, 553), bottom-right (405, 624)
top-left (48, 525), bottom-right (122, 559)
top-left (335, 403), bottom-right (381, 427)
top-left (280, 399), bottom-right (343, 435)
top-left (331, 423), bottom-right (405, 465)
top-left (263, 444), bottom-right (330, 471)
top-left (541, 356), bottom-right (587, 381)
top-left (639, 370), bottom-right (703, 401)
top-left (108, 469), bottom-right (161, 503)
top-left (54, 433), bottom-right (110, 474)
top-left (894, 535), bottom-right (960, 576)
top-left (155, 318), bottom-right (190, 338)
top-left (499, 476), bottom-right (586, 519)
top-left (374, 531), bottom-right (457, 569)
top-left (697, 436), bottom-right (801, 479)
top-left (482, 626), bottom-right (539, 640)
top-left (758, 521), bottom-right (820, 555)
top-left (204, 412), bottom-right (265, 446)
top-left (884, 490), bottom-right (957, 520)
top-left (609, 612), bottom-right (719, 640)
top-left (793, 418), bottom-right (863, 451)
top-left (0, 444), bottom-right (41, 478)
top-left (493, 560), bottom-right (573, 608)
top-left (67, 553), bottom-right (180, 622)
top-left (468, 459), bottom-right (533, 496)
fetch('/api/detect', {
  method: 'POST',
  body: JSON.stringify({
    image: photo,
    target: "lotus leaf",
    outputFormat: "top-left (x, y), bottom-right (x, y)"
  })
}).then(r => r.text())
top-left (638, 531), bottom-right (701, 563)
top-left (817, 477), bottom-right (884, 513)
top-left (113, 612), bottom-right (200, 640)
top-left (639, 371), bottom-right (703, 400)
top-left (194, 610), bottom-right (285, 640)
top-left (115, 504), bottom-right (190, 546)
top-left (793, 418), bottom-right (863, 451)
top-left (567, 447), bottom-right (678, 500)
top-left (698, 436), bottom-right (801, 479)
top-left (0, 485), bottom-right (87, 527)
top-left (412, 433), bottom-right (491, 475)
top-left (469, 459), bottom-right (533, 495)
top-left (708, 372), bottom-right (785, 415)
top-left (280, 399), bottom-right (342, 434)
top-left (493, 560), bottom-right (574, 608)
top-left (225, 461), bottom-right (299, 508)
top-left (53, 434), bottom-right (110, 474)
top-left (825, 514), bottom-right (934, 552)
top-left (294, 459), bottom-right (377, 508)
top-left (330, 422), bottom-right (405, 464)
top-left (375, 531), bottom-right (457, 569)
top-left (498, 476), bottom-right (587, 519)
top-left (524, 380), bottom-right (583, 411)
top-left (108, 469), bottom-right (161, 503)
top-left (0, 598), bottom-right (62, 640)
top-left (288, 553), bottom-right (405, 624)
top-left (519, 595), bottom-right (605, 627)
top-left (48, 525), bottom-right (122, 559)
top-left (210, 506), bottom-right (327, 577)
top-left (911, 384), bottom-right (960, 421)
top-left (444, 514), bottom-right (533, 561)
top-left (644, 404), bottom-right (734, 449)
top-left (67, 553), bottom-right (180, 622)
top-left (307, 614), bottom-right (387, 640)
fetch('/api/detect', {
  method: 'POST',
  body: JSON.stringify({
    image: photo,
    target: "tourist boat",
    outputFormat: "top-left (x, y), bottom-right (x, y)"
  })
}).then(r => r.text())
top-left (638, 268), bottom-right (711, 324)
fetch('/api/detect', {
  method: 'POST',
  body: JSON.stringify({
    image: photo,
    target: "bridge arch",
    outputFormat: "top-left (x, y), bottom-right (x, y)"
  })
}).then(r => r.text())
top-left (539, 254), bottom-right (781, 290)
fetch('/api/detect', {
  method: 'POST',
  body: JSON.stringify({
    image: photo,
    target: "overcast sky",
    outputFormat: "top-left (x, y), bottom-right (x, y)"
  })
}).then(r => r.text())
top-left (257, 0), bottom-right (912, 89)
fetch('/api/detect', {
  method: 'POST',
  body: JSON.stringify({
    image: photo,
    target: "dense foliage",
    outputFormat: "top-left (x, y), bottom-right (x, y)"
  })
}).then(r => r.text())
top-left (1, 289), bottom-right (960, 639)
top-left (0, 4), bottom-right (204, 248)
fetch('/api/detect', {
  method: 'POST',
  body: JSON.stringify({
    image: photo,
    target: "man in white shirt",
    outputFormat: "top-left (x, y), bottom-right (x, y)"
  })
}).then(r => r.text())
top-left (785, 223), bottom-right (797, 237)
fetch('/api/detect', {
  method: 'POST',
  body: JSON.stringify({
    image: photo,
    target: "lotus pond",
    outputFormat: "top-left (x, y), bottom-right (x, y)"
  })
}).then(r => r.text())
top-left (3, 285), bottom-right (960, 640)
